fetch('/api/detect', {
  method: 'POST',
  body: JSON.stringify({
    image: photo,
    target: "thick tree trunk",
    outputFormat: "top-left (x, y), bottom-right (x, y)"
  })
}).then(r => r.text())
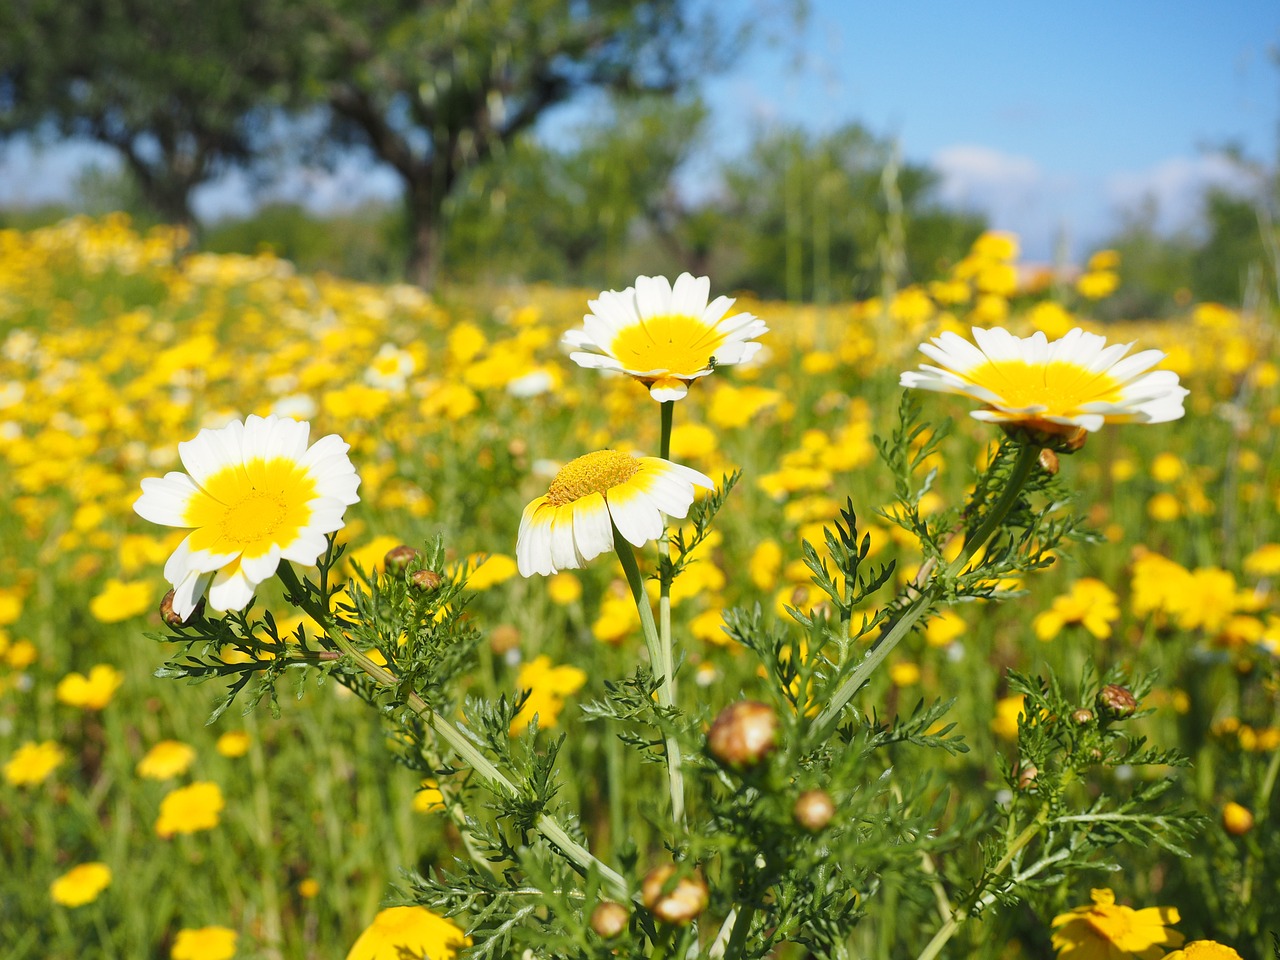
top-left (404, 176), bottom-right (444, 289)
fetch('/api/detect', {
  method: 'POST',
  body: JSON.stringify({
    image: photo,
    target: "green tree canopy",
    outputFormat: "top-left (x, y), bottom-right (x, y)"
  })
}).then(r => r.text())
top-left (304, 0), bottom-right (733, 287)
top-left (719, 123), bottom-right (985, 301)
top-left (0, 0), bottom-right (303, 233)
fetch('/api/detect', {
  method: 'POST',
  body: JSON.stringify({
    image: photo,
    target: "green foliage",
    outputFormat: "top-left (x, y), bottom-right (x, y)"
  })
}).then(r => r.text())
top-left (0, 0), bottom-right (303, 227)
top-left (719, 123), bottom-right (986, 301)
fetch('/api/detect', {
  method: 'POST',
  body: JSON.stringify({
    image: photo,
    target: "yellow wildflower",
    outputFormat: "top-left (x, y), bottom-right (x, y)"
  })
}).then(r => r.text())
top-left (215, 731), bottom-right (251, 759)
top-left (991, 696), bottom-right (1025, 741)
top-left (50, 862), bottom-right (112, 907)
top-left (510, 655), bottom-right (588, 734)
top-left (137, 740), bottom-right (197, 780)
top-left (56, 664), bottom-right (124, 710)
top-left (4, 740), bottom-right (65, 786)
top-left (156, 781), bottom-right (225, 837)
top-left (1051, 888), bottom-right (1182, 959)
top-left (1166, 943), bottom-right (1242, 960)
top-left (346, 905), bottom-right (469, 960)
top-left (171, 926), bottom-right (238, 960)
top-left (88, 579), bottom-right (154, 623)
top-left (1033, 579), bottom-right (1120, 641)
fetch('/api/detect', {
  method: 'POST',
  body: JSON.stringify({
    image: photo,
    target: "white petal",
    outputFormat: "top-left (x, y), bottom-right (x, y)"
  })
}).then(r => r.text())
top-left (571, 493), bottom-right (615, 564)
top-left (549, 505), bottom-right (582, 572)
top-left (171, 568), bottom-right (213, 621)
top-left (608, 486), bottom-right (665, 547)
top-left (239, 545), bottom-right (283, 584)
top-left (649, 378), bottom-right (689, 402)
top-left (134, 473), bottom-right (200, 527)
top-left (207, 564), bottom-right (259, 613)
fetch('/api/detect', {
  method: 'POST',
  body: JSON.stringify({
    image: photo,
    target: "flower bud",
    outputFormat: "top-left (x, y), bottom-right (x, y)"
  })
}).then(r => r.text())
top-left (589, 900), bottom-right (630, 939)
top-left (1097, 684), bottom-right (1138, 719)
top-left (1038, 448), bottom-right (1060, 475)
top-left (1222, 801), bottom-right (1254, 836)
top-left (160, 589), bottom-right (202, 626)
top-left (641, 865), bottom-right (708, 925)
top-left (1017, 763), bottom-right (1038, 790)
top-left (707, 700), bottom-right (778, 770)
top-left (490, 624), bottom-right (520, 654)
top-left (793, 789), bottom-right (836, 832)
top-left (383, 545), bottom-right (421, 575)
top-left (410, 570), bottom-right (444, 592)
top-left (1071, 708), bottom-right (1095, 725)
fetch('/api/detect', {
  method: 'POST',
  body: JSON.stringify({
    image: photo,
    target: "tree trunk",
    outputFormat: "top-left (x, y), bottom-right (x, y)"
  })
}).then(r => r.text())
top-left (404, 176), bottom-right (443, 289)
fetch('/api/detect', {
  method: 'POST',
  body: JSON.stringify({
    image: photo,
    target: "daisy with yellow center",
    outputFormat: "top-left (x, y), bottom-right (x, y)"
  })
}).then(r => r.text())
top-left (900, 327), bottom-right (1188, 443)
top-left (134, 415), bottom-right (360, 621)
top-left (565, 273), bottom-right (767, 401)
top-left (516, 450), bottom-right (713, 576)
top-left (1051, 888), bottom-right (1183, 960)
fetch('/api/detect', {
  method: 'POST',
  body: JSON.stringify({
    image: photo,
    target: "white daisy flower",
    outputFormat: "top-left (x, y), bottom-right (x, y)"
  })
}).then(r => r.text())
top-left (900, 326), bottom-right (1188, 437)
top-left (565, 273), bottom-right (767, 402)
top-left (133, 414), bottom-right (360, 621)
top-left (517, 450), bottom-right (713, 576)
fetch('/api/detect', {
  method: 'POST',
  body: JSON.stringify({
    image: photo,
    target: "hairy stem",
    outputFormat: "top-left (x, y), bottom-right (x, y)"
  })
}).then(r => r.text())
top-left (615, 528), bottom-right (686, 827)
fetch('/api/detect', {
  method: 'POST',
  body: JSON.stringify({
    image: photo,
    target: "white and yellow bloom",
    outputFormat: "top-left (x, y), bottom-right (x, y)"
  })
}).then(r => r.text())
top-left (565, 273), bottom-right (767, 401)
top-left (134, 415), bottom-right (360, 620)
top-left (517, 450), bottom-right (713, 576)
top-left (900, 326), bottom-right (1187, 436)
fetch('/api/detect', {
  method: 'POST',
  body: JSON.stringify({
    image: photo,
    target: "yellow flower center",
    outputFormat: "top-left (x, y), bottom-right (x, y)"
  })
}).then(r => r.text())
top-left (546, 450), bottom-right (640, 506)
top-left (184, 458), bottom-right (318, 556)
top-left (609, 314), bottom-right (727, 377)
top-left (970, 359), bottom-right (1124, 414)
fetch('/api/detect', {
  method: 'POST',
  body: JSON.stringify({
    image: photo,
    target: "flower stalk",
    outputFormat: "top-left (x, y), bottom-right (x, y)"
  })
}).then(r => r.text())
top-left (811, 442), bottom-right (1040, 742)
top-left (274, 562), bottom-right (631, 901)
top-left (614, 526), bottom-right (687, 827)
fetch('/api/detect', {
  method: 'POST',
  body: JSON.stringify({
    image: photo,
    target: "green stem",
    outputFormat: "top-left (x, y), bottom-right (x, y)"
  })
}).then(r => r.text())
top-left (656, 397), bottom-right (683, 825)
top-left (723, 902), bottom-right (757, 960)
top-left (275, 562), bottom-right (629, 900)
top-left (659, 399), bottom-right (674, 461)
top-left (614, 529), bottom-right (686, 826)
top-left (811, 443), bottom-right (1039, 742)
top-left (914, 804), bottom-right (1048, 960)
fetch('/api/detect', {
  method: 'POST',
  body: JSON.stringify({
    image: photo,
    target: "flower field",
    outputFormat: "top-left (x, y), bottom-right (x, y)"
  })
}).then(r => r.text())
top-left (1, 214), bottom-right (1278, 958)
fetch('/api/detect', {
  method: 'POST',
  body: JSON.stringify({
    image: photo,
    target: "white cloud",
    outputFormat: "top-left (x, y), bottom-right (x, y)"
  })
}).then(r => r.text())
top-left (1104, 153), bottom-right (1257, 234)
top-left (931, 144), bottom-right (1089, 260)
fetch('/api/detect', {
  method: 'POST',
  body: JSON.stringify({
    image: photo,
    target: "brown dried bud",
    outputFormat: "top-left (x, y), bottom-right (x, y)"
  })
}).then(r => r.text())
top-left (1038, 448), bottom-right (1060, 475)
top-left (1071, 708), bottom-right (1095, 725)
top-left (641, 865), bottom-right (708, 925)
top-left (1097, 684), bottom-right (1138, 719)
top-left (589, 900), bottom-right (630, 939)
top-left (490, 624), bottom-right (520, 655)
top-left (707, 700), bottom-right (778, 770)
top-left (793, 789), bottom-right (836, 832)
top-left (410, 570), bottom-right (444, 592)
top-left (383, 545), bottom-right (421, 575)
top-left (1017, 764), bottom-right (1038, 790)
top-left (160, 589), bottom-right (202, 627)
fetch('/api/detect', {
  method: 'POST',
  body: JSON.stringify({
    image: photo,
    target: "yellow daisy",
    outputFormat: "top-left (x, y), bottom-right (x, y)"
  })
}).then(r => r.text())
top-left (346, 905), bottom-right (469, 960)
top-left (565, 273), bottom-right (767, 401)
top-left (171, 926), bottom-right (238, 960)
top-left (134, 415), bottom-right (360, 621)
top-left (1051, 888), bottom-right (1183, 960)
top-left (901, 327), bottom-right (1187, 442)
top-left (50, 862), bottom-right (112, 907)
top-left (516, 451), bottom-right (712, 576)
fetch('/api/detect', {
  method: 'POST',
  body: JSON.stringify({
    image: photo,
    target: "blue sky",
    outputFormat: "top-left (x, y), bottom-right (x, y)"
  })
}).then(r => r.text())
top-left (2, 0), bottom-right (1276, 260)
